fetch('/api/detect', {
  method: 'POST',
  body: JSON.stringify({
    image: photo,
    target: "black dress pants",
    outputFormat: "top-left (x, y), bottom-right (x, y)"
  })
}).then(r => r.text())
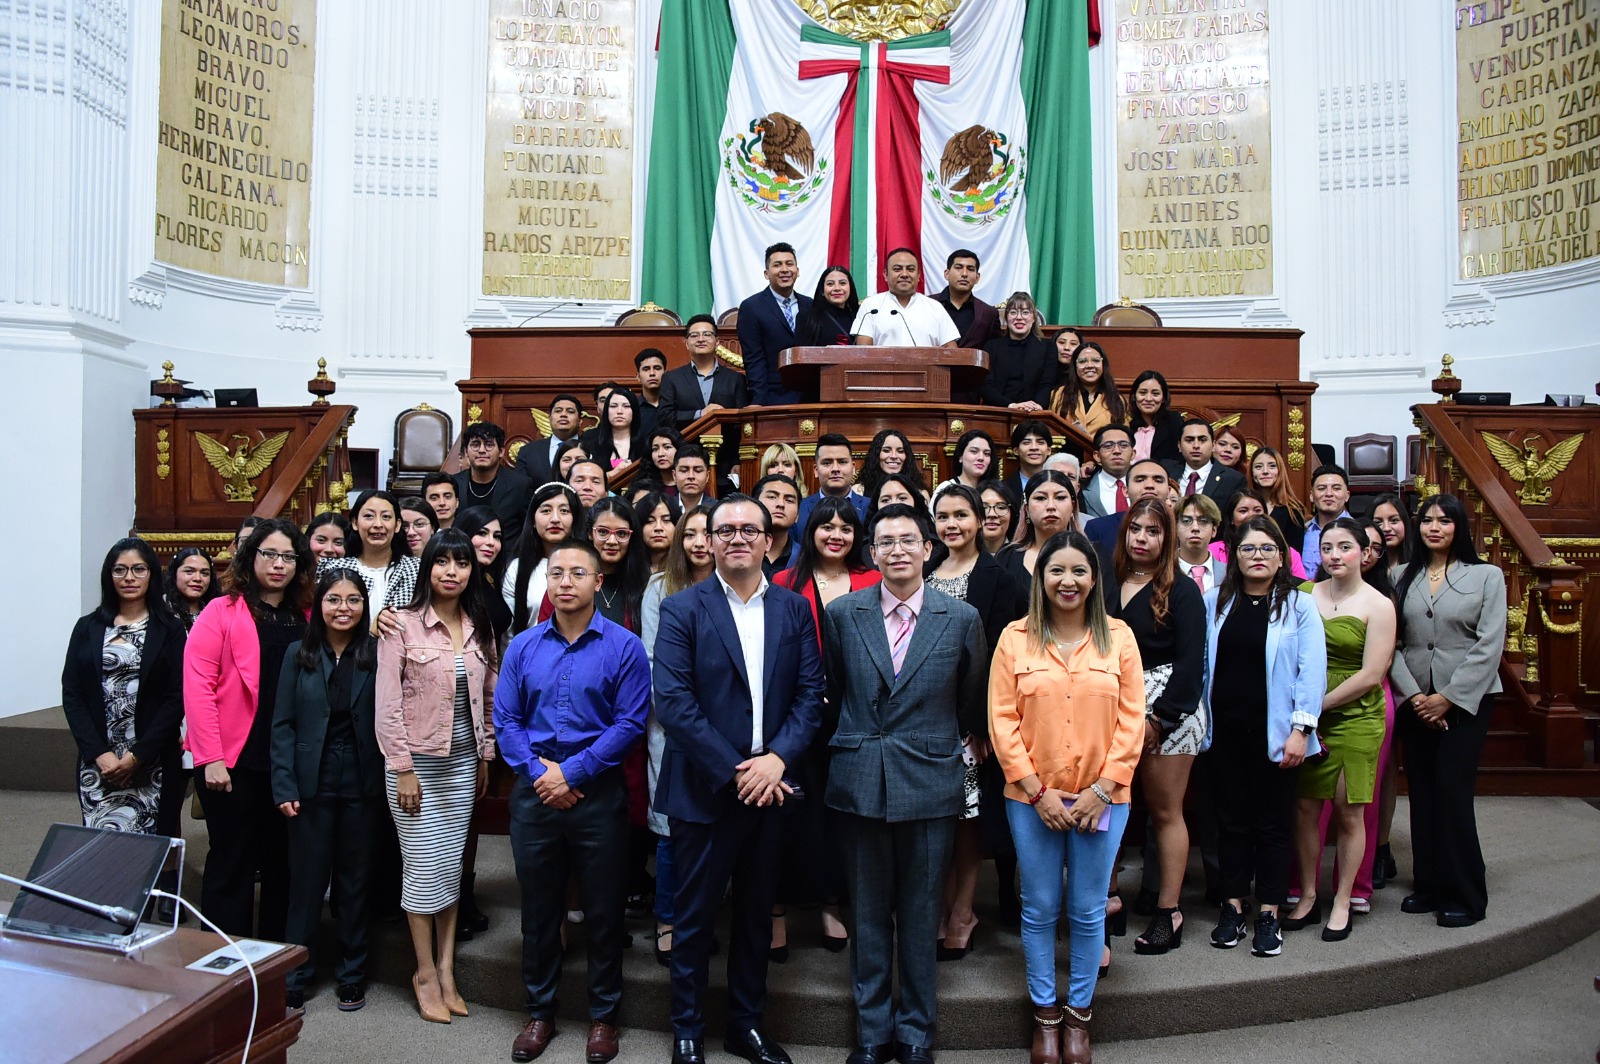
top-left (1399, 692), bottom-right (1493, 919)
top-left (1210, 722), bottom-right (1298, 906)
top-left (510, 769), bottom-right (629, 1022)
top-left (196, 765), bottom-right (290, 940)
top-left (284, 741), bottom-right (377, 991)
top-left (668, 800), bottom-right (784, 1040)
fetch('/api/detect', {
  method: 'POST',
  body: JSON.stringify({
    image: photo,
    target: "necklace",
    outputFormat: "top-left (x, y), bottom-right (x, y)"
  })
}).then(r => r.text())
top-left (1054, 632), bottom-right (1087, 651)
top-left (466, 476), bottom-right (494, 500)
top-left (1327, 584), bottom-right (1359, 612)
top-left (816, 568), bottom-right (846, 591)
top-left (597, 585), bottom-right (618, 611)
top-left (1428, 564), bottom-right (1448, 580)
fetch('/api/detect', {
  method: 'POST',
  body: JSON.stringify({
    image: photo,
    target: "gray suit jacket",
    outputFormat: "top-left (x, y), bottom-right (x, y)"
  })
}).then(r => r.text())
top-left (1389, 561), bottom-right (1506, 713)
top-left (1079, 471), bottom-right (1126, 519)
top-left (822, 585), bottom-right (987, 822)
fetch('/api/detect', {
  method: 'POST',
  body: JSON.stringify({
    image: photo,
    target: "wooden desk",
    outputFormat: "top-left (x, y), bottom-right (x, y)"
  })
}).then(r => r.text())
top-left (778, 345), bottom-right (990, 403)
top-left (0, 920), bottom-right (306, 1064)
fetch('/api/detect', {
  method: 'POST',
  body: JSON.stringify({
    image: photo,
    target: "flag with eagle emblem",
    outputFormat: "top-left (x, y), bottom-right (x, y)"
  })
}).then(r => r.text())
top-left (643, 0), bottom-right (1093, 323)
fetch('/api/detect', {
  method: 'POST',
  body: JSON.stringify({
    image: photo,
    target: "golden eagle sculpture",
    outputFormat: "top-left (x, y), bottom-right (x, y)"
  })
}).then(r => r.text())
top-left (1479, 430), bottom-right (1585, 506)
top-left (940, 125), bottom-right (1001, 192)
top-left (196, 430), bottom-right (292, 503)
top-left (748, 112), bottom-right (815, 183)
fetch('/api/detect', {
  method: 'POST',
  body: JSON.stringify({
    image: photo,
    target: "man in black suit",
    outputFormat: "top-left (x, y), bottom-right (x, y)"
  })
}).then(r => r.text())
top-left (738, 242), bottom-right (812, 406)
top-left (1162, 417), bottom-right (1246, 509)
top-left (931, 248), bottom-right (1000, 350)
top-left (653, 495), bottom-right (825, 1064)
top-left (823, 504), bottom-right (987, 1064)
top-left (634, 348), bottom-right (667, 438)
top-left (658, 315), bottom-right (749, 431)
top-left (514, 394), bottom-right (584, 486)
top-left (451, 421), bottom-right (533, 539)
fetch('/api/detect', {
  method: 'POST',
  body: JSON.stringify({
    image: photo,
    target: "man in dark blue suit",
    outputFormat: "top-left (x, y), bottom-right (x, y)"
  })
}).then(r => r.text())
top-left (738, 242), bottom-right (814, 406)
top-left (653, 494), bottom-right (825, 1064)
top-left (1085, 459), bottom-right (1170, 564)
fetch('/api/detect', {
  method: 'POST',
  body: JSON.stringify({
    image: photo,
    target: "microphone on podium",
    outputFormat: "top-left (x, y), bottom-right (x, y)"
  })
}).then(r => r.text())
top-left (0, 869), bottom-right (143, 928)
top-left (516, 301), bottom-right (586, 326)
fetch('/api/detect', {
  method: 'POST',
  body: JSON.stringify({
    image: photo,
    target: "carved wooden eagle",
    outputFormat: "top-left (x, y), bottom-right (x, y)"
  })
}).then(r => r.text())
top-left (940, 124), bottom-right (1000, 192)
top-left (196, 430), bottom-right (291, 503)
top-left (1479, 430), bottom-right (1585, 505)
top-left (750, 112), bottom-right (814, 183)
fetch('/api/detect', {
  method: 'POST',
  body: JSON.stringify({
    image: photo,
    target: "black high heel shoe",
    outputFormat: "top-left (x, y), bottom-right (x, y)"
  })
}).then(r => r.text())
top-left (1322, 904), bottom-right (1353, 941)
top-left (1099, 925), bottom-right (1111, 978)
top-left (1280, 898), bottom-right (1323, 931)
top-left (1134, 908), bottom-right (1184, 955)
top-left (1106, 892), bottom-right (1127, 937)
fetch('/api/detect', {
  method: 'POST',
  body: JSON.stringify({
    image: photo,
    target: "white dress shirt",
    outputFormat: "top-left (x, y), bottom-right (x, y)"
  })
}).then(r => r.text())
top-left (717, 571), bottom-right (769, 753)
top-left (850, 291), bottom-right (960, 347)
top-left (1180, 461), bottom-right (1214, 495)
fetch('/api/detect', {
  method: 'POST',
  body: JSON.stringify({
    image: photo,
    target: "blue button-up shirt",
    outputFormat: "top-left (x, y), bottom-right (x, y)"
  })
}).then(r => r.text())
top-left (494, 609), bottom-right (651, 788)
top-left (1301, 510), bottom-right (1350, 575)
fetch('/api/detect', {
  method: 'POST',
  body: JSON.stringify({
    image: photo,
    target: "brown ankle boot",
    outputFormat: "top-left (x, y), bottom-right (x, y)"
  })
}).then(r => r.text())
top-left (1060, 1005), bottom-right (1091, 1064)
top-left (1030, 1006), bottom-right (1062, 1064)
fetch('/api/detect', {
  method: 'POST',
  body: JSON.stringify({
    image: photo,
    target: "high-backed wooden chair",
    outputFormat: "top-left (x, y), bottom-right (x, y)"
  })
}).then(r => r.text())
top-left (717, 307), bottom-right (740, 330)
top-left (614, 303), bottom-right (682, 327)
top-left (1344, 433), bottom-right (1399, 518)
top-left (388, 405), bottom-right (454, 497)
top-left (1091, 299), bottom-right (1162, 327)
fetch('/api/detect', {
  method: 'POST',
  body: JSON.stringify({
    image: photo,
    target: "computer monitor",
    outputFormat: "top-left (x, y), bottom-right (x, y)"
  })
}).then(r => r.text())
top-left (4, 824), bottom-right (172, 948)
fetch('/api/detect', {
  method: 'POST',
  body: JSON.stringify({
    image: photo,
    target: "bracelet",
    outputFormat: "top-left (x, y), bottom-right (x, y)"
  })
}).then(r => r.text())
top-left (1089, 782), bottom-right (1112, 805)
top-left (1027, 787), bottom-right (1047, 806)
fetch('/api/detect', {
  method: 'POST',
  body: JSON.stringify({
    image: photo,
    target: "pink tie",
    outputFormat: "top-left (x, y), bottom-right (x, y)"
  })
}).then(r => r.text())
top-left (1189, 565), bottom-right (1207, 591)
top-left (890, 604), bottom-right (915, 676)
top-left (1186, 472), bottom-right (1200, 497)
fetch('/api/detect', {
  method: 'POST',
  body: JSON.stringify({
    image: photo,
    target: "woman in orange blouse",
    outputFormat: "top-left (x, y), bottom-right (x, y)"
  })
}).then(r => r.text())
top-left (989, 529), bottom-right (1145, 1064)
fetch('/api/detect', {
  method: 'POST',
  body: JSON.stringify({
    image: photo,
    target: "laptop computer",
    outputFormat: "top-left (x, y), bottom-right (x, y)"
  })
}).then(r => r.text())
top-left (4, 824), bottom-right (172, 949)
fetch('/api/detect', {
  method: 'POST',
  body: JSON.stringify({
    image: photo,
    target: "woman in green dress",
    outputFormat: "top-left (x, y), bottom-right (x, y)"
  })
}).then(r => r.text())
top-left (1283, 518), bottom-right (1395, 941)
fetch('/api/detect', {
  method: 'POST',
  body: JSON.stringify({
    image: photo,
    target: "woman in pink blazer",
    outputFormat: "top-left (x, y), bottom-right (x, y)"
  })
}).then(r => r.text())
top-left (184, 518), bottom-right (314, 940)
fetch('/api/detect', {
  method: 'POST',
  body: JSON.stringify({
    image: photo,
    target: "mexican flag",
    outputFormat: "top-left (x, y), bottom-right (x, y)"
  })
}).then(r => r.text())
top-left (642, 0), bottom-right (1094, 323)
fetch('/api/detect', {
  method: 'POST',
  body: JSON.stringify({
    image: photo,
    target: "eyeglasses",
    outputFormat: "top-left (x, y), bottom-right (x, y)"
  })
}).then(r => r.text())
top-left (257, 550), bottom-right (299, 566)
top-left (112, 565), bottom-right (150, 578)
top-left (547, 568), bottom-right (592, 583)
top-left (465, 439), bottom-right (499, 451)
top-left (1098, 441), bottom-right (1132, 451)
top-left (872, 536), bottom-right (924, 554)
top-left (712, 525), bottom-right (767, 542)
top-left (322, 595), bottom-right (365, 609)
top-left (592, 527), bottom-right (633, 542)
top-left (1236, 544), bottom-right (1280, 558)
top-left (1177, 515), bottom-right (1214, 527)
top-left (686, 330), bottom-right (717, 341)
top-left (982, 502), bottom-right (1012, 514)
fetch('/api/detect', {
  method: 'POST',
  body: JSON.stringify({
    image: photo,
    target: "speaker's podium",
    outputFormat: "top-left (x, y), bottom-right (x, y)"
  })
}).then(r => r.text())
top-left (779, 345), bottom-right (989, 403)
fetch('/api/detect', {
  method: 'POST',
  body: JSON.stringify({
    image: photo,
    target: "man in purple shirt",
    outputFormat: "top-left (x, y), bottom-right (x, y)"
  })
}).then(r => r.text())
top-left (497, 539), bottom-right (651, 1064)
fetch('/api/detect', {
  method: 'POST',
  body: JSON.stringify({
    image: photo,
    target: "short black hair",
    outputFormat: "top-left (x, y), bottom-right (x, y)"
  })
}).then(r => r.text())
top-left (1093, 423), bottom-right (1134, 448)
top-left (1128, 458), bottom-right (1168, 481)
top-left (592, 380), bottom-right (623, 402)
top-left (946, 248), bottom-right (980, 270)
top-left (634, 347), bottom-right (667, 369)
top-left (461, 421), bottom-right (506, 448)
top-left (753, 473), bottom-right (801, 499)
top-left (884, 247), bottom-right (918, 266)
top-left (547, 538), bottom-right (602, 569)
top-left (764, 242), bottom-right (796, 266)
top-left (674, 441), bottom-right (710, 467)
top-left (867, 502), bottom-right (935, 544)
top-left (1011, 419), bottom-right (1052, 449)
top-left (1179, 417), bottom-right (1213, 439)
top-left (816, 432), bottom-right (853, 455)
top-left (550, 393), bottom-right (582, 413)
top-left (1311, 463), bottom-right (1350, 488)
top-left (685, 313), bottom-right (717, 335)
top-left (421, 472), bottom-right (456, 496)
top-left (707, 492), bottom-right (773, 534)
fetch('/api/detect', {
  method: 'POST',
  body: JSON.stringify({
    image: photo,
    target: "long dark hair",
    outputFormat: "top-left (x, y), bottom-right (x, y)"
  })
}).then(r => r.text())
top-left (97, 537), bottom-right (174, 627)
top-left (790, 494), bottom-right (872, 596)
top-left (1217, 515), bottom-right (1298, 622)
top-left (163, 546), bottom-right (219, 623)
top-left (977, 478), bottom-right (1020, 544)
top-left (865, 472), bottom-right (929, 527)
top-left (1353, 516), bottom-right (1396, 599)
top-left (1054, 340), bottom-right (1126, 424)
top-left (1017, 469), bottom-right (1079, 547)
top-left (305, 511), bottom-right (352, 554)
top-left (510, 482), bottom-right (585, 633)
top-left (1127, 369), bottom-right (1172, 429)
top-left (350, 489), bottom-right (410, 562)
top-left (454, 505), bottom-right (508, 585)
top-left (662, 503), bottom-right (717, 596)
top-left (860, 429), bottom-right (927, 498)
top-left (405, 528), bottom-right (499, 666)
top-left (588, 496), bottom-right (650, 628)
top-left (1369, 491), bottom-right (1412, 566)
top-left (295, 570), bottom-right (377, 671)
top-left (799, 265), bottom-right (861, 345)
top-left (1394, 494), bottom-right (1486, 615)
top-left (224, 518), bottom-right (315, 616)
top-left (1113, 498), bottom-right (1176, 626)
top-left (951, 429), bottom-right (997, 481)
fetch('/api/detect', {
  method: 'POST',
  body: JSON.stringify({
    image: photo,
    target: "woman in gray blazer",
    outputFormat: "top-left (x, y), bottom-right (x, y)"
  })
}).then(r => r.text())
top-left (1388, 495), bottom-right (1506, 929)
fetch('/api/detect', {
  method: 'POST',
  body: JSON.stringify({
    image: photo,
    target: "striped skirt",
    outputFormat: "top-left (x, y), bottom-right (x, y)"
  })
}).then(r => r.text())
top-left (387, 658), bottom-right (478, 915)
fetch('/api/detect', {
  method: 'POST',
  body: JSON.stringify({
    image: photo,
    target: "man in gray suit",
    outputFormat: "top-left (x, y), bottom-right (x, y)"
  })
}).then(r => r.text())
top-left (822, 504), bottom-right (988, 1064)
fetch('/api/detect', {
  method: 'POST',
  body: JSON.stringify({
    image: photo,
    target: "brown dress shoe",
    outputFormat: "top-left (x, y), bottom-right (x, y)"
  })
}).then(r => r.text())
top-left (512, 1018), bottom-right (557, 1062)
top-left (1060, 1006), bottom-right (1092, 1064)
top-left (1030, 1006), bottom-right (1062, 1064)
top-left (587, 1021), bottom-right (621, 1063)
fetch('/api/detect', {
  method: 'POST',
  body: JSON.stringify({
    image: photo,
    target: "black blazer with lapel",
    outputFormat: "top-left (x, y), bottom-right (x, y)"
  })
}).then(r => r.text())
top-left (738, 289), bottom-right (813, 405)
top-left (269, 643), bottom-right (383, 805)
top-left (656, 361), bottom-right (750, 433)
top-left (821, 585), bottom-right (987, 822)
top-left (979, 337), bottom-right (1055, 409)
top-left (61, 612), bottom-right (185, 769)
top-left (1132, 410), bottom-right (1185, 465)
top-left (652, 577), bottom-right (825, 824)
top-left (515, 434), bottom-right (570, 486)
top-left (927, 552), bottom-right (1027, 655)
top-left (1163, 461), bottom-right (1247, 508)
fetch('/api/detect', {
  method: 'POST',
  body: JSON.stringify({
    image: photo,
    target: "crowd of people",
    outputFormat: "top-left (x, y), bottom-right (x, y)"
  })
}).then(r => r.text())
top-left (61, 244), bottom-right (1510, 1064)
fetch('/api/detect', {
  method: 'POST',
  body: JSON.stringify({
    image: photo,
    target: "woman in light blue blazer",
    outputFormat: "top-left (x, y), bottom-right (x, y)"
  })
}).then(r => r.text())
top-left (1201, 516), bottom-right (1327, 959)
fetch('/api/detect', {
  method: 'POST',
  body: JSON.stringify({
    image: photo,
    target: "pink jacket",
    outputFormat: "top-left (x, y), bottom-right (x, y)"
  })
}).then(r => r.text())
top-left (375, 606), bottom-right (498, 773)
top-left (183, 595), bottom-right (262, 769)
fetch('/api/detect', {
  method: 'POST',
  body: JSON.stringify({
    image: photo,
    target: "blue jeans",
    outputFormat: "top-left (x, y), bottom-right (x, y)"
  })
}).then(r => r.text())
top-left (655, 833), bottom-right (679, 925)
top-left (1006, 798), bottom-right (1130, 1010)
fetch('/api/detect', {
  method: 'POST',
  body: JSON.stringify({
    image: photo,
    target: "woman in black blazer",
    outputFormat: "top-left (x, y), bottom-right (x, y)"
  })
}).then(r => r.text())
top-left (270, 569), bottom-right (384, 1011)
top-left (980, 292), bottom-right (1055, 411)
top-left (62, 537), bottom-right (187, 841)
top-left (1127, 370), bottom-right (1184, 466)
top-left (927, 484), bottom-right (1029, 954)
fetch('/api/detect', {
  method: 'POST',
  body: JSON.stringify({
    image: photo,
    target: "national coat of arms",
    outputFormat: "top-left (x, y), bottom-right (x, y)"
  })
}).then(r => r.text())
top-left (724, 112), bottom-right (828, 213)
top-left (928, 125), bottom-right (1025, 225)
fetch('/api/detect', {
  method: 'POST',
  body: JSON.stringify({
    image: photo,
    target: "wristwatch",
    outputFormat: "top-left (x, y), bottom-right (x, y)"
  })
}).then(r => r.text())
top-left (1293, 723), bottom-right (1313, 736)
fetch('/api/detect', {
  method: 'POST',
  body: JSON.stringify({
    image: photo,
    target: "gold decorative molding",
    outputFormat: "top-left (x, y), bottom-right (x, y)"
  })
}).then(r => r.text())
top-left (702, 432), bottom-right (724, 449)
top-left (1286, 408), bottom-right (1306, 470)
top-left (640, 301), bottom-right (663, 312)
top-left (949, 419), bottom-right (966, 435)
top-left (1210, 412), bottom-right (1242, 432)
top-left (195, 430), bottom-right (291, 504)
top-left (416, 402), bottom-right (433, 411)
top-left (137, 531), bottom-right (237, 544)
top-left (799, 419), bottom-right (817, 436)
top-left (508, 440), bottom-right (526, 464)
top-left (1544, 537), bottom-right (1600, 548)
top-left (155, 429), bottom-right (171, 480)
top-left (1479, 430), bottom-right (1586, 506)
top-left (1539, 604), bottom-right (1584, 636)
top-left (717, 344), bottom-right (745, 370)
top-left (743, 421), bottom-right (756, 439)
top-left (794, 0), bottom-right (959, 39)
top-left (467, 404), bottom-right (483, 426)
